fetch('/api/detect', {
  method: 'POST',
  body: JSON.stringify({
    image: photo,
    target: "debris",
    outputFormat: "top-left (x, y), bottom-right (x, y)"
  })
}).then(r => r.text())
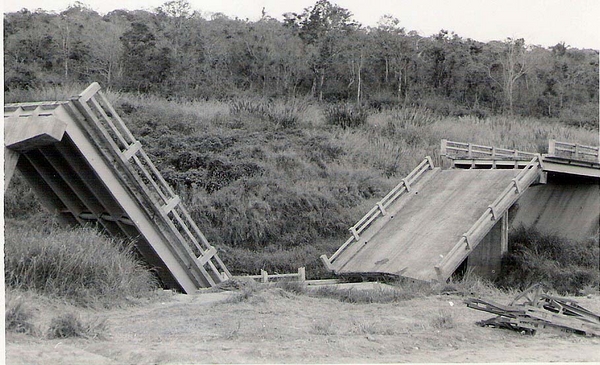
top-left (465, 283), bottom-right (600, 336)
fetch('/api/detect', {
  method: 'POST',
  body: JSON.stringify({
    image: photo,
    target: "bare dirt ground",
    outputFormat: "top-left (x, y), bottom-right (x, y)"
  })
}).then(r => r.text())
top-left (6, 283), bottom-right (600, 364)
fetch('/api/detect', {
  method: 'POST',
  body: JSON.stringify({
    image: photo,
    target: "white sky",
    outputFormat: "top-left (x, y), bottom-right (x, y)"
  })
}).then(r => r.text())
top-left (2, 0), bottom-right (600, 50)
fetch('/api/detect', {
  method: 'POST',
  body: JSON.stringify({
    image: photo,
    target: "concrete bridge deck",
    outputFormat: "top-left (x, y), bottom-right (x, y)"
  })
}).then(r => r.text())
top-left (322, 140), bottom-right (599, 283)
top-left (4, 83), bottom-right (231, 293)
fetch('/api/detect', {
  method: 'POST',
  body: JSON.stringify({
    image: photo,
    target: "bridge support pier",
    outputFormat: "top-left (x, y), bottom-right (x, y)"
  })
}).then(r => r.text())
top-left (467, 211), bottom-right (508, 280)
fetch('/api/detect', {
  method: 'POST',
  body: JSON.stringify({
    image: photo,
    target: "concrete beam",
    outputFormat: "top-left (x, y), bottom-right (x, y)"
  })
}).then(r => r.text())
top-left (542, 161), bottom-right (600, 178)
top-left (4, 115), bottom-right (67, 152)
top-left (4, 148), bottom-right (20, 192)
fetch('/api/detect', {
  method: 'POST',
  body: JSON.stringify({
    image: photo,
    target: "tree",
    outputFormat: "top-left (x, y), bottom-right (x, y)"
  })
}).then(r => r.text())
top-left (120, 22), bottom-right (171, 92)
top-left (4, 9), bottom-right (60, 89)
top-left (488, 38), bottom-right (531, 115)
top-left (284, 0), bottom-right (360, 101)
top-left (372, 15), bottom-right (412, 103)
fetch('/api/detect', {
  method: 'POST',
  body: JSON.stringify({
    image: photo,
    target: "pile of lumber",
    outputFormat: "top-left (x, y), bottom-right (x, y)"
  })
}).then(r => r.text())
top-left (465, 284), bottom-right (600, 336)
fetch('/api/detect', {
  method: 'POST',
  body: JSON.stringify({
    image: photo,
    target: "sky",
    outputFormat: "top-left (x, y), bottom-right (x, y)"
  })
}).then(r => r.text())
top-left (2, 0), bottom-right (600, 50)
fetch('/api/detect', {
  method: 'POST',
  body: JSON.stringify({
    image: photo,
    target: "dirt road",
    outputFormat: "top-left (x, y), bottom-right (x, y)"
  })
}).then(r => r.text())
top-left (6, 285), bottom-right (600, 364)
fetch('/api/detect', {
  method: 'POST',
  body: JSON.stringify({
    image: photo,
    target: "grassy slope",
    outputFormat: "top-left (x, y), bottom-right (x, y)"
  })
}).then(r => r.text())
top-left (4, 87), bottom-right (599, 279)
top-left (108, 93), bottom-right (598, 277)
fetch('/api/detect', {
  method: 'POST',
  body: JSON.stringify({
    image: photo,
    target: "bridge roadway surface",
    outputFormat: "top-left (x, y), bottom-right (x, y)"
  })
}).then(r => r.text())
top-left (332, 168), bottom-right (521, 280)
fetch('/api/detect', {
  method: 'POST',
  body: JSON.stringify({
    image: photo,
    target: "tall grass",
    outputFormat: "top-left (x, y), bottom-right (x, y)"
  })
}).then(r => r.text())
top-left (4, 225), bottom-right (159, 307)
top-left (497, 227), bottom-right (600, 295)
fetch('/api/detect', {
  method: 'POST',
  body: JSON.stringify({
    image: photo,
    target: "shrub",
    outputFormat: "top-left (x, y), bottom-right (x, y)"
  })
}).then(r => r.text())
top-left (4, 225), bottom-right (159, 307)
top-left (497, 227), bottom-right (600, 295)
top-left (47, 312), bottom-right (108, 339)
top-left (325, 103), bottom-right (369, 128)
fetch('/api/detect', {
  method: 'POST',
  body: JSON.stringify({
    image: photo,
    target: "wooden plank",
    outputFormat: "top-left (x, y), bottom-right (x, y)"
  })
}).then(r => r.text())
top-left (53, 140), bottom-right (126, 216)
top-left (96, 89), bottom-right (138, 142)
top-left (88, 96), bottom-right (130, 148)
top-left (335, 169), bottom-right (521, 281)
top-left (58, 102), bottom-right (201, 292)
top-left (15, 156), bottom-right (74, 224)
top-left (8, 85), bottom-right (232, 291)
top-left (84, 97), bottom-right (128, 151)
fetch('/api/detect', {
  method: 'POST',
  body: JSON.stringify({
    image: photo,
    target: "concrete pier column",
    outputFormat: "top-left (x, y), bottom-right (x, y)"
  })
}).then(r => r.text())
top-left (467, 211), bottom-right (508, 280)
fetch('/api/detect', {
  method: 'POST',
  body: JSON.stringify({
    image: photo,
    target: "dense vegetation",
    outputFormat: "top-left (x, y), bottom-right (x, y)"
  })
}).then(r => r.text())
top-left (4, 0), bottom-right (599, 126)
top-left (5, 85), bottom-right (598, 282)
top-left (4, 0), bottom-right (599, 295)
top-left (498, 227), bottom-right (599, 295)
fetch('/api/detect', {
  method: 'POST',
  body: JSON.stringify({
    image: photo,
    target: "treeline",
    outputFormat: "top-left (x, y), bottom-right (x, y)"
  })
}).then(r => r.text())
top-left (4, 0), bottom-right (599, 124)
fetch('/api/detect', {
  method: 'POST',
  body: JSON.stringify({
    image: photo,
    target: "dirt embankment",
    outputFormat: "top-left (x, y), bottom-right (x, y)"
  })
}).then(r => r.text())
top-left (6, 286), bottom-right (600, 364)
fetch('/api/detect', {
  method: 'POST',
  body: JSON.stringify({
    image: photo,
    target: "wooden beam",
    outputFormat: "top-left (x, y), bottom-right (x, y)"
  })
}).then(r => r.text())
top-left (4, 115), bottom-right (67, 152)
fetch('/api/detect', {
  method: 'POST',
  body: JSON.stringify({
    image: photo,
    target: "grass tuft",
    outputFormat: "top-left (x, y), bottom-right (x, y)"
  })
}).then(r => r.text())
top-left (47, 312), bottom-right (108, 339)
top-left (274, 279), bottom-right (307, 295)
top-left (5, 295), bottom-right (37, 335)
top-left (310, 319), bottom-right (336, 335)
top-left (430, 309), bottom-right (456, 329)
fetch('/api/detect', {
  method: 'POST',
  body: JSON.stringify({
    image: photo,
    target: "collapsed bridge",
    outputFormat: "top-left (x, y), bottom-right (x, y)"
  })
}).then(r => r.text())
top-left (5, 83), bottom-right (599, 290)
top-left (321, 139), bottom-right (600, 283)
top-left (4, 83), bottom-right (232, 293)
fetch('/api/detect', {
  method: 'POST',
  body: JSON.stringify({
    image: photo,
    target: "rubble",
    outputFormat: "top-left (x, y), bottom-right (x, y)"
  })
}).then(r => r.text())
top-left (465, 284), bottom-right (600, 336)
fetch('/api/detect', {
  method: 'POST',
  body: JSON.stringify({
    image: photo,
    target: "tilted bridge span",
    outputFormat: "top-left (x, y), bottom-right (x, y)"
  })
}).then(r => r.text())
top-left (4, 83), bottom-right (231, 293)
top-left (321, 139), bottom-right (599, 282)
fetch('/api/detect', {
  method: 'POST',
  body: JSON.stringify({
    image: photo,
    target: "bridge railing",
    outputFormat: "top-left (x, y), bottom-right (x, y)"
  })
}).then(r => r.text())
top-left (72, 83), bottom-right (231, 287)
top-left (548, 140), bottom-right (600, 163)
top-left (441, 139), bottom-right (538, 161)
top-left (322, 156), bottom-right (435, 268)
top-left (434, 155), bottom-right (543, 281)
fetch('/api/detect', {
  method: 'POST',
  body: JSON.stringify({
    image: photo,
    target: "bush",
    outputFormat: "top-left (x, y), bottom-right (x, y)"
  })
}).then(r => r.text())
top-left (325, 103), bottom-right (369, 128)
top-left (497, 227), bottom-right (600, 295)
top-left (4, 225), bottom-right (159, 307)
